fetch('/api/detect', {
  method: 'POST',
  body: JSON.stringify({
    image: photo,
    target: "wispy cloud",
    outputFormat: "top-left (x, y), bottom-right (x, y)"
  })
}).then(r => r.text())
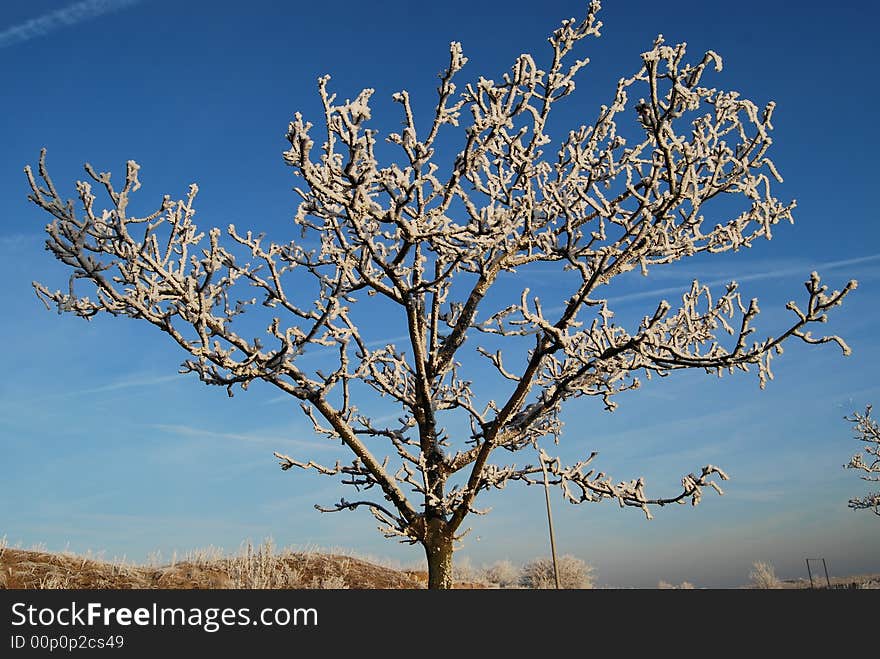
top-left (150, 423), bottom-right (337, 451)
top-left (0, 233), bottom-right (41, 250)
top-left (365, 334), bottom-right (411, 348)
top-left (0, 0), bottom-right (141, 49)
top-left (151, 423), bottom-right (285, 445)
top-left (0, 372), bottom-right (185, 418)
top-left (709, 252), bottom-right (880, 286)
top-left (43, 373), bottom-right (183, 400)
top-left (810, 253), bottom-right (880, 271)
top-left (547, 252), bottom-right (880, 312)
top-left (78, 373), bottom-right (181, 395)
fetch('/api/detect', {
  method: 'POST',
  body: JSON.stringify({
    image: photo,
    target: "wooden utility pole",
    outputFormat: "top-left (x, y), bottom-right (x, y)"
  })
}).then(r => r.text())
top-left (539, 449), bottom-right (561, 589)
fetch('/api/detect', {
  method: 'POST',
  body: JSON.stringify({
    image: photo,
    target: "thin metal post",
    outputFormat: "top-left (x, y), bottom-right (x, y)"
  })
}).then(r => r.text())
top-left (539, 450), bottom-right (561, 589)
top-left (806, 558), bottom-right (832, 589)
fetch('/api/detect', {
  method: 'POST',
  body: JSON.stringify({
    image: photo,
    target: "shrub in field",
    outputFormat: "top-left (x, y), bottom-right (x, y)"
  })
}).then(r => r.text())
top-left (521, 555), bottom-right (594, 589)
top-left (749, 561), bottom-right (780, 589)
top-left (482, 560), bottom-right (521, 589)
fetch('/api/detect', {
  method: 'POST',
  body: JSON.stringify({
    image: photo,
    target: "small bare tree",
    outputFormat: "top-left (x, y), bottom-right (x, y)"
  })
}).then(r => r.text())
top-left (843, 406), bottom-right (880, 517)
top-left (25, 2), bottom-right (856, 588)
top-left (748, 560), bottom-right (780, 589)
top-left (521, 555), bottom-right (594, 589)
top-left (482, 560), bottom-right (521, 588)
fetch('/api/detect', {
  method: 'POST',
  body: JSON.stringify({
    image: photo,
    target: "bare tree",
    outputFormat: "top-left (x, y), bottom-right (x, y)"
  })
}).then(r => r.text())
top-left (844, 406), bottom-right (880, 517)
top-left (24, 2), bottom-right (857, 588)
top-left (748, 560), bottom-right (780, 589)
top-left (521, 555), bottom-right (594, 589)
top-left (481, 560), bottom-right (521, 588)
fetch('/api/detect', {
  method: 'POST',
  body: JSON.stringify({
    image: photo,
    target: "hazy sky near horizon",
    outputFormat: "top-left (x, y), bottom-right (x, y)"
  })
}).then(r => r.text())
top-left (2, 0), bottom-right (878, 588)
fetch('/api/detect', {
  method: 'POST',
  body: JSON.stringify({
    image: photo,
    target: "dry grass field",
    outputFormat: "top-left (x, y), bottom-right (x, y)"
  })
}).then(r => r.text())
top-left (0, 540), bottom-right (423, 590)
top-left (1, 538), bottom-right (877, 589)
top-left (773, 574), bottom-right (880, 589)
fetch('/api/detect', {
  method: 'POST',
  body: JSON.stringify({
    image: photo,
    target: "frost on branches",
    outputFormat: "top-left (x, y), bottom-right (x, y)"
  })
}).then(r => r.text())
top-left (844, 406), bottom-right (880, 517)
top-left (26, 2), bottom-right (857, 588)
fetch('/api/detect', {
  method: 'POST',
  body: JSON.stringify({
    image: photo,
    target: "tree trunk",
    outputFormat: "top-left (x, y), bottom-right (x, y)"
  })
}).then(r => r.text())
top-left (423, 520), bottom-right (454, 589)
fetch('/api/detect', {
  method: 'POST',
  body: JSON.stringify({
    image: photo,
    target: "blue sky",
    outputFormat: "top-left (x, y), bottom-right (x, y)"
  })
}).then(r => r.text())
top-left (1, 0), bottom-right (878, 588)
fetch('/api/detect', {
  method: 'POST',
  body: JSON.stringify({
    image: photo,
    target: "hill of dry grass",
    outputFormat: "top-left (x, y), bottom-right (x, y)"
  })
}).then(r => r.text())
top-left (0, 543), bottom-right (425, 590)
top-left (1, 540), bottom-right (877, 589)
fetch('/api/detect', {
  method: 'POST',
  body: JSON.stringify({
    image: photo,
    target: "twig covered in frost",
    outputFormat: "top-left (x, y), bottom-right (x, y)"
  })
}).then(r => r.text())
top-left (844, 406), bottom-right (880, 517)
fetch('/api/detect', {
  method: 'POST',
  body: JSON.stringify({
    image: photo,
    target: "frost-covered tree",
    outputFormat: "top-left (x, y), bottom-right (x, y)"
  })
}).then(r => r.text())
top-left (25, 2), bottom-right (857, 588)
top-left (481, 560), bottom-right (521, 588)
top-left (843, 406), bottom-right (880, 517)
top-left (521, 555), bottom-right (594, 589)
top-left (748, 560), bottom-right (780, 589)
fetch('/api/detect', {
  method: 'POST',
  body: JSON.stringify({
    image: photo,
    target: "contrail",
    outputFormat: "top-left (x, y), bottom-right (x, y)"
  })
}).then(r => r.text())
top-left (610, 251), bottom-right (880, 306)
top-left (0, 0), bottom-right (141, 49)
top-left (533, 251), bottom-right (880, 314)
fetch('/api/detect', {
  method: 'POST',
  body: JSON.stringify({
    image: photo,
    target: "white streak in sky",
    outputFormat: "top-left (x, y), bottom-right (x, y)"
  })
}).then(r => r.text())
top-left (75, 373), bottom-right (180, 395)
top-left (39, 373), bottom-right (180, 401)
top-left (0, 0), bottom-right (141, 49)
top-left (545, 252), bottom-right (880, 312)
top-left (150, 423), bottom-right (336, 451)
